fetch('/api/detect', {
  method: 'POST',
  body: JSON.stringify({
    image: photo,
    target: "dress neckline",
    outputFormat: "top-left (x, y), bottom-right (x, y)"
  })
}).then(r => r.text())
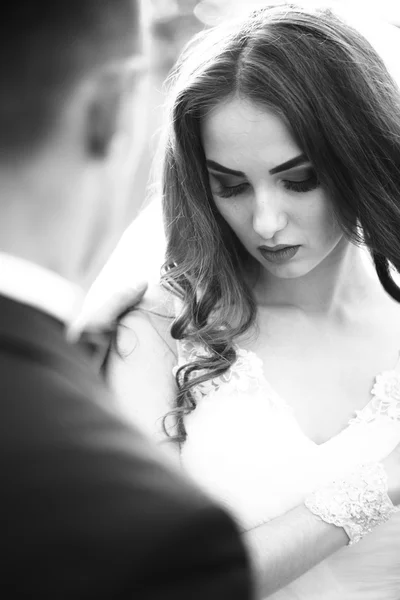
top-left (234, 344), bottom-right (400, 447)
top-left (176, 339), bottom-right (400, 447)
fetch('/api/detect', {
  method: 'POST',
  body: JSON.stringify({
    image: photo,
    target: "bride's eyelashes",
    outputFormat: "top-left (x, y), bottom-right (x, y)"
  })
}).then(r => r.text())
top-left (212, 170), bottom-right (320, 199)
top-left (215, 181), bottom-right (249, 199)
top-left (283, 172), bottom-right (320, 193)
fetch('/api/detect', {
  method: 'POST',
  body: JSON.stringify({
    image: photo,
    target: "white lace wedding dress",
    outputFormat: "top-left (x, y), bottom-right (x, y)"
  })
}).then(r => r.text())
top-left (177, 341), bottom-right (400, 599)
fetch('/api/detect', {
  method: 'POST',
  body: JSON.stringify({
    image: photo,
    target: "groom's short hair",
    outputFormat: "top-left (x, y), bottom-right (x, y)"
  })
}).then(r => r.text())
top-left (0, 0), bottom-right (141, 159)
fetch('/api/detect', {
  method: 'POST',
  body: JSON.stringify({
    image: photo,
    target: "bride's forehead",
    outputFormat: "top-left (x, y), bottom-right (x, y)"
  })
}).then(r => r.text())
top-left (201, 98), bottom-right (300, 165)
top-left (203, 98), bottom-right (282, 133)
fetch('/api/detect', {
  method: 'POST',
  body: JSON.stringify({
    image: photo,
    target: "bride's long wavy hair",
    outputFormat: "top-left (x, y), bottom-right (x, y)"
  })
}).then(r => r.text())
top-left (159, 4), bottom-right (400, 442)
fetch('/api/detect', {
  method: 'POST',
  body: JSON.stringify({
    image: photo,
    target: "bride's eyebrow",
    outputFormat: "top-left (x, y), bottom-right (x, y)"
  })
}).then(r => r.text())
top-left (206, 154), bottom-right (309, 177)
top-left (269, 154), bottom-right (309, 175)
top-left (206, 160), bottom-right (244, 177)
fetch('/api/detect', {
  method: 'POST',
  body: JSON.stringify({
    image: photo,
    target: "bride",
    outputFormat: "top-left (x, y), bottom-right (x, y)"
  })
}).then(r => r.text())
top-left (91, 4), bottom-right (400, 598)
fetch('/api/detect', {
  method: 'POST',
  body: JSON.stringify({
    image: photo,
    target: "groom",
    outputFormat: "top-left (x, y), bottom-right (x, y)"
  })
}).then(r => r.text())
top-left (0, 2), bottom-right (253, 598)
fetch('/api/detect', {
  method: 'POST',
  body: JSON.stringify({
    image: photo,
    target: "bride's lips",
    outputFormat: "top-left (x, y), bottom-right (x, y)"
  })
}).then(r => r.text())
top-left (258, 244), bottom-right (300, 264)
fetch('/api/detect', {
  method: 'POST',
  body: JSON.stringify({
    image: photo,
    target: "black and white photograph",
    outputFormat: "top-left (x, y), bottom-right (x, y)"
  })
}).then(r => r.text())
top-left (2, 1), bottom-right (400, 598)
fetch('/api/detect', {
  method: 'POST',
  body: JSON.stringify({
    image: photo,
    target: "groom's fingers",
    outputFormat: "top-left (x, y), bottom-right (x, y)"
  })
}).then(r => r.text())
top-left (67, 280), bottom-right (148, 343)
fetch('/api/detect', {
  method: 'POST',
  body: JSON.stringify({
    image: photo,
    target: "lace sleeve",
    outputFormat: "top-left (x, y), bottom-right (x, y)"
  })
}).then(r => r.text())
top-left (305, 462), bottom-right (400, 545)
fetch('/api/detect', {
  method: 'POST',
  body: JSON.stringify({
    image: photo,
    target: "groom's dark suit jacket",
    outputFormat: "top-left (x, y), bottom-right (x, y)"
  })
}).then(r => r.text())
top-left (0, 294), bottom-right (253, 599)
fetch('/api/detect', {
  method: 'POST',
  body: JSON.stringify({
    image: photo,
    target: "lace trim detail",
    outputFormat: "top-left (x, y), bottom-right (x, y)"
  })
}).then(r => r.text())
top-left (349, 368), bottom-right (400, 425)
top-left (175, 340), bottom-right (400, 426)
top-left (173, 340), bottom-right (264, 401)
top-left (305, 462), bottom-right (400, 545)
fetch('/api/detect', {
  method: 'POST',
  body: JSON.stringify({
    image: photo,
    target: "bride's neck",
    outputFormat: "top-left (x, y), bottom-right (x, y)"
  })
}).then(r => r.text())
top-left (253, 239), bottom-right (380, 317)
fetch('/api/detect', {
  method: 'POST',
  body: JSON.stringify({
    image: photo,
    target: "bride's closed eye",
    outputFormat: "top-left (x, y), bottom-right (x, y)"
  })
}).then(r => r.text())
top-left (212, 170), bottom-right (320, 199)
top-left (214, 181), bottom-right (250, 199)
top-left (283, 171), bottom-right (320, 193)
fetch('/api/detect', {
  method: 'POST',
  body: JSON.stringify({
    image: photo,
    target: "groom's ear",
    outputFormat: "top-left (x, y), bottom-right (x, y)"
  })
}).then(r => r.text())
top-left (85, 59), bottom-right (145, 159)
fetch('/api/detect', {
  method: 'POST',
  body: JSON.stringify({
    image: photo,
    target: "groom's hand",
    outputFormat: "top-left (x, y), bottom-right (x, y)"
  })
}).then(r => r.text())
top-left (67, 280), bottom-right (148, 344)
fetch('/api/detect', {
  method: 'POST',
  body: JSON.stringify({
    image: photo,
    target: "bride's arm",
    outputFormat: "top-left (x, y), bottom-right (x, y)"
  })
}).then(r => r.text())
top-left (244, 452), bottom-right (400, 598)
top-left (244, 504), bottom-right (347, 597)
top-left (106, 305), bottom-right (181, 463)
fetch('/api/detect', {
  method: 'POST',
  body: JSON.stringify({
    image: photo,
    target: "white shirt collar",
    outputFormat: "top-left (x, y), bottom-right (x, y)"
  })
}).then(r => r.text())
top-left (0, 252), bottom-right (84, 325)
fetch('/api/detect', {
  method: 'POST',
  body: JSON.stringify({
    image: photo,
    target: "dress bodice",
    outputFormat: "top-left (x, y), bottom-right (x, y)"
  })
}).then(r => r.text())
top-left (176, 341), bottom-right (400, 600)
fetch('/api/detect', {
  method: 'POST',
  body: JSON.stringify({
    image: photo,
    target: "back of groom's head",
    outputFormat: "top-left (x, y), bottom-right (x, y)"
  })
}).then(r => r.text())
top-left (0, 1), bottom-right (147, 290)
top-left (0, 0), bottom-right (141, 159)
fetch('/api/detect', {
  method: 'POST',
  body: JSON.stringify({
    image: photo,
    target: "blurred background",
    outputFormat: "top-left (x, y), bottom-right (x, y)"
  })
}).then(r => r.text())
top-left (128, 0), bottom-right (400, 223)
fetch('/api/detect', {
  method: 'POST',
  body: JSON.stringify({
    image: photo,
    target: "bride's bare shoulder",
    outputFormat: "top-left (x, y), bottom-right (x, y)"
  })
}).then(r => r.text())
top-left (138, 283), bottom-right (178, 319)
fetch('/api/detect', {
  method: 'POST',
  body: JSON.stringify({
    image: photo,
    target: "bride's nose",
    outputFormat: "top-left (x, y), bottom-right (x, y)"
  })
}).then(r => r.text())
top-left (252, 187), bottom-right (288, 240)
